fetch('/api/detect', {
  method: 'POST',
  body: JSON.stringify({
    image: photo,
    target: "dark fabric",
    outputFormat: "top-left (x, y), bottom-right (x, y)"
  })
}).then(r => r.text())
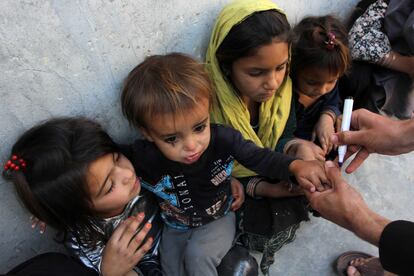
top-left (217, 245), bottom-right (259, 276)
top-left (241, 196), bottom-right (309, 237)
top-left (339, 62), bottom-right (389, 114)
top-left (342, 0), bottom-right (414, 119)
top-left (235, 178), bottom-right (309, 274)
top-left (346, 0), bottom-right (381, 30)
top-left (379, 220), bottom-right (414, 275)
top-left (130, 124), bottom-right (296, 230)
top-left (5, 253), bottom-right (97, 276)
top-left (275, 98), bottom-right (297, 153)
top-left (384, 0), bottom-right (414, 55)
top-left (294, 84), bottom-right (341, 141)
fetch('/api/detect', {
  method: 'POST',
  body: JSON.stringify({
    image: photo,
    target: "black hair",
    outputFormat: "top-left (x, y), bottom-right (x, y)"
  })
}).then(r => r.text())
top-left (291, 15), bottom-right (350, 78)
top-left (3, 117), bottom-right (118, 246)
top-left (216, 9), bottom-right (292, 75)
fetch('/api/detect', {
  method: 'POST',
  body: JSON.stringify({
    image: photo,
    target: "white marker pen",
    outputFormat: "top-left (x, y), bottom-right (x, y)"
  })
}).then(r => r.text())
top-left (338, 97), bottom-right (354, 167)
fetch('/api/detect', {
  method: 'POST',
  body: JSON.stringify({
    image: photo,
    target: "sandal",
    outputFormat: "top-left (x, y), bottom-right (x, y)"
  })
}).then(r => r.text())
top-left (335, 251), bottom-right (384, 276)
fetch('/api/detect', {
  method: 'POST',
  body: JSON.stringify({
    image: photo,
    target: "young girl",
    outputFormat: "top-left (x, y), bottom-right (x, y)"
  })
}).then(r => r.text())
top-left (291, 15), bottom-right (351, 155)
top-left (120, 52), bottom-right (327, 276)
top-left (205, 2), bottom-right (324, 272)
top-left (206, 0), bottom-right (325, 200)
top-left (2, 118), bottom-right (162, 276)
top-left (4, 117), bottom-right (262, 276)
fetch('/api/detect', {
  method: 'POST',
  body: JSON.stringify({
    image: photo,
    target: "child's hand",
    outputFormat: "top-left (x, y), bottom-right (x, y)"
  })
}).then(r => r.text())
top-left (230, 177), bottom-right (245, 211)
top-left (314, 113), bottom-right (336, 154)
top-left (288, 159), bottom-right (328, 193)
top-left (30, 215), bottom-right (46, 234)
top-left (291, 139), bottom-right (325, 161)
top-left (101, 213), bottom-right (153, 276)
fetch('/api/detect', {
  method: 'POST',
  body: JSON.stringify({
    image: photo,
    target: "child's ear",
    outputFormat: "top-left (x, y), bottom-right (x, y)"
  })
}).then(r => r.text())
top-left (139, 127), bottom-right (154, 142)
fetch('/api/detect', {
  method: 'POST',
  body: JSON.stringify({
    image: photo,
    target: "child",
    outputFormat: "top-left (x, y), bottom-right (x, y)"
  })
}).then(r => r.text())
top-left (2, 118), bottom-right (162, 276)
top-left (206, 0), bottom-right (325, 201)
top-left (205, 2), bottom-right (328, 272)
top-left (121, 52), bottom-right (328, 276)
top-left (291, 15), bottom-right (351, 155)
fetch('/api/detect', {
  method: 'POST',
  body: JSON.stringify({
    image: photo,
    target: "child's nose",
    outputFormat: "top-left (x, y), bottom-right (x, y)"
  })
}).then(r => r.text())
top-left (320, 84), bottom-right (331, 94)
top-left (264, 72), bottom-right (279, 90)
top-left (116, 166), bottom-right (134, 185)
top-left (183, 137), bottom-right (197, 152)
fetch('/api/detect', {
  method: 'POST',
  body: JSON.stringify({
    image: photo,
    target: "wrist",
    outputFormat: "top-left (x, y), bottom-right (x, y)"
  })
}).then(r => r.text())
top-left (288, 159), bottom-right (302, 174)
top-left (399, 119), bottom-right (414, 154)
top-left (321, 110), bottom-right (336, 124)
top-left (284, 139), bottom-right (300, 155)
top-left (348, 206), bottom-right (390, 246)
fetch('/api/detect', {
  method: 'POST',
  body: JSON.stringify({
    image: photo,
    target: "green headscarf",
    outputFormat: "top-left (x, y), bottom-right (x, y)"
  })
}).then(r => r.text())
top-left (206, 0), bottom-right (292, 177)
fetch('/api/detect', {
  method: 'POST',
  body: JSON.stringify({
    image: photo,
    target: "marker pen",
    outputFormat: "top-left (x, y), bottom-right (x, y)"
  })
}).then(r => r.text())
top-left (338, 97), bottom-right (354, 167)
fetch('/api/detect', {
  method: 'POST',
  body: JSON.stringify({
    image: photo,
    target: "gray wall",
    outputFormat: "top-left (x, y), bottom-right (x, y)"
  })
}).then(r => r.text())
top-left (0, 0), bottom-right (360, 272)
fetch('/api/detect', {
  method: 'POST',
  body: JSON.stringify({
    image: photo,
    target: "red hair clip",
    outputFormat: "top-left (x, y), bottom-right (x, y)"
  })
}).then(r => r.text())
top-left (325, 32), bottom-right (336, 50)
top-left (3, 155), bottom-right (26, 172)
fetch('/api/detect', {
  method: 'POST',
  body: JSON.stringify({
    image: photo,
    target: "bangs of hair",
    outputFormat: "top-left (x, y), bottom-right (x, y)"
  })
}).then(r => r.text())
top-left (292, 15), bottom-right (351, 77)
top-left (216, 10), bottom-right (292, 72)
top-left (121, 53), bottom-right (213, 129)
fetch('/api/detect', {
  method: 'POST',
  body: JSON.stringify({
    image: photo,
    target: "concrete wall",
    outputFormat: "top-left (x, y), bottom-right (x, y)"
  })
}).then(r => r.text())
top-left (0, 0), bottom-right (360, 272)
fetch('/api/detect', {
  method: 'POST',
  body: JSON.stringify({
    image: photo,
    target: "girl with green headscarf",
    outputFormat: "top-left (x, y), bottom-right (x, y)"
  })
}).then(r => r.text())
top-left (206, 0), bottom-right (324, 198)
top-left (205, 0), bottom-right (324, 273)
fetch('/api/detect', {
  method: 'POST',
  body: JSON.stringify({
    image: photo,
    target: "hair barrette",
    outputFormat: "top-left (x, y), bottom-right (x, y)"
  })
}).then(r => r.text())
top-left (324, 32), bottom-right (336, 50)
top-left (3, 155), bottom-right (26, 177)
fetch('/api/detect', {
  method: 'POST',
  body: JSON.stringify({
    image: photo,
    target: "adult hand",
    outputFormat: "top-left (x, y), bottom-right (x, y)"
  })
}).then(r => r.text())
top-left (101, 213), bottom-right (153, 276)
top-left (331, 109), bottom-right (413, 173)
top-left (230, 177), bottom-right (245, 211)
top-left (305, 161), bottom-right (389, 246)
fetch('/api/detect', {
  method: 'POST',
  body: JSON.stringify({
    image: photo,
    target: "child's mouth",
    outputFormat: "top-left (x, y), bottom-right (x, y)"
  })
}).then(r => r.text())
top-left (184, 152), bottom-right (201, 163)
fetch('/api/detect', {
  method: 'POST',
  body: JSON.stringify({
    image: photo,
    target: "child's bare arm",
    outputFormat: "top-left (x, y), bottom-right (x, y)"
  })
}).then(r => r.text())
top-left (285, 139), bottom-right (325, 161)
top-left (314, 112), bottom-right (336, 154)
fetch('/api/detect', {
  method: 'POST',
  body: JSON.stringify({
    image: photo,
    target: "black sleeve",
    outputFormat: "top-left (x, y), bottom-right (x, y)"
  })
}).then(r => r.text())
top-left (220, 126), bottom-right (297, 180)
top-left (322, 84), bottom-right (341, 117)
top-left (379, 220), bottom-right (414, 275)
top-left (275, 98), bottom-right (297, 153)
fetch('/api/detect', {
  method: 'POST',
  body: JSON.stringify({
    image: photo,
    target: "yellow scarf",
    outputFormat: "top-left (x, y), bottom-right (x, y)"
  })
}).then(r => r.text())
top-left (206, 0), bottom-right (292, 177)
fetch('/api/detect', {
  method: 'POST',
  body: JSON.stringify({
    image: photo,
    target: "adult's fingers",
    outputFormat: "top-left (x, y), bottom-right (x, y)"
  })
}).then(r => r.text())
top-left (331, 129), bottom-right (367, 147)
top-left (324, 161), bottom-right (344, 191)
top-left (345, 148), bottom-right (370, 174)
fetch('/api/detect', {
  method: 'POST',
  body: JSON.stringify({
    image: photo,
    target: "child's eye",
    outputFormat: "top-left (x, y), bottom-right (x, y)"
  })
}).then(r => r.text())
top-left (306, 81), bottom-right (318, 86)
top-left (248, 70), bottom-right (263, 77)
top-left (164, 136), bottom-right (177, 144)
top-left (106, 182), bottom-right (115, 194)
top-left (114, 153), bottom-right (121, 163)
top-left (194, 124), bottom-right (206, 133)
top-left (276, 64), bottom-right (286, 71)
